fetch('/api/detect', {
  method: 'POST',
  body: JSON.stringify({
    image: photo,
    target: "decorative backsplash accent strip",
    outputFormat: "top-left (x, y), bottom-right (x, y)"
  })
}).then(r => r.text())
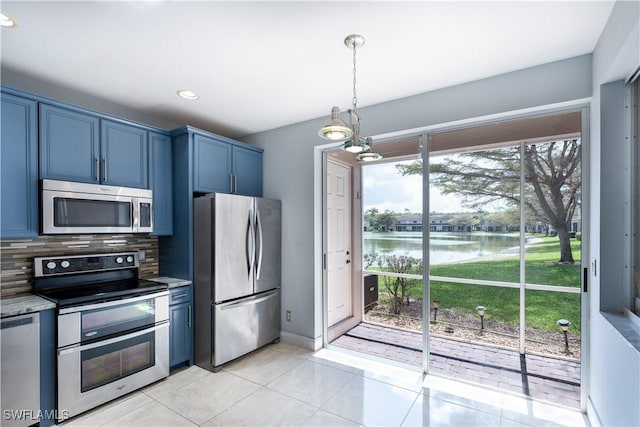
top-left (1, 235), bottom-right (159, 297)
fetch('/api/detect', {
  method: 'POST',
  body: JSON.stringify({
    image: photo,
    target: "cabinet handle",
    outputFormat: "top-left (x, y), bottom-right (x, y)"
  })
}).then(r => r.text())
top-left (172, 292), bottom-right (187, 299)
top-left (229, 174), bottom-right (234, 193)
top-left (234, 175), bottom-right (238, 193)
top-left (187, 305), bottom-right (192, 328)
top-left (103, 158), bottom-right (108, 182)
top-left (95, 157), bottom-right (99, 181)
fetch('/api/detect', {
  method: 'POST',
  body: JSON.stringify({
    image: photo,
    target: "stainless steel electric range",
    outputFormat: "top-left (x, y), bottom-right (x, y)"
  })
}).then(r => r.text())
top-left (33, 252), bottom-right (169, 421)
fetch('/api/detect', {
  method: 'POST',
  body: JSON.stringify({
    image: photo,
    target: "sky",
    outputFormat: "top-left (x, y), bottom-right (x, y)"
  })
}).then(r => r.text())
top-left (362, 159), bottom-right (470, 214)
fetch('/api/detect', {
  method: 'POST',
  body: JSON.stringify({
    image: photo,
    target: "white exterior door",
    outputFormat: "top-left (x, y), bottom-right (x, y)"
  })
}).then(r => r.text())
top-left (327, 160), bottom-right (352, 326)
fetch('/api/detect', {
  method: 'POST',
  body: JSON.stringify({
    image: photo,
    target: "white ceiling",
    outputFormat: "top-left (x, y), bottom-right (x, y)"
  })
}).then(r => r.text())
top-left (0, 1), bottom-right (614, 138)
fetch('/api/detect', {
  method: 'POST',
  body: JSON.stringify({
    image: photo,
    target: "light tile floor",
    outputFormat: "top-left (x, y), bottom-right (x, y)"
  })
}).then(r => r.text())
top-left (62, 342), bottom-right (589, 426)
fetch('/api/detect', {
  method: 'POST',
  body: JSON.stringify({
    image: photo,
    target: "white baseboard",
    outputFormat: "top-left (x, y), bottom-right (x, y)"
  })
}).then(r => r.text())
top-left (280, 331), bottom-right (323, 351)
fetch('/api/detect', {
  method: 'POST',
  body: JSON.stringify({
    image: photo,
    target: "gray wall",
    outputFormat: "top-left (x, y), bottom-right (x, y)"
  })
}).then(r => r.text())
top-left (242, 54), bottom-right (593, 342)
top-left (589, 1), bottom-right (640, 426)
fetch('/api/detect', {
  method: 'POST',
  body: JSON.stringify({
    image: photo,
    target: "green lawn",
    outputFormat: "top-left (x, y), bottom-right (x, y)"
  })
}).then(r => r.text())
top-left (374, 236), bottom-right (582, 334)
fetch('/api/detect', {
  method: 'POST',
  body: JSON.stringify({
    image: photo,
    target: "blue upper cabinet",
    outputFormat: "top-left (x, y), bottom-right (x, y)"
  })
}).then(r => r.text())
top-left (39, 104), bottom-right (100, 183)
top-left (1, 92), bottom-right (38, 238)
top-left (233, 145), bottom-right (262, 197)
top-left (40, 104), bottom-right (149, 188)
top-left (191, 131), bottom-right (262, 196)
top-left (101, 120), bottom-right (148, 188)
top-left (149, 131), bottom-right (173, 236)
top-left (193, 134), bottom-right (233, 193)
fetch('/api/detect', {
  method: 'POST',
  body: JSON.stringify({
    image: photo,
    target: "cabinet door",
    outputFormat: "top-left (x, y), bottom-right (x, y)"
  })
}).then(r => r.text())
top-left (1, 93), bottom-right (38, 238)
top-left (193, 134), bottom-right (232, 193)
top-left (233, 146), bottom-right (262, 197)
top-left (39, 104), bottom-right (100, 183)
top-left (149, 132), bottom-right (173, 236)
top-left (101, 120), bottom-right (148, 188)
top-left (169, 286), bottom-right (192, 369)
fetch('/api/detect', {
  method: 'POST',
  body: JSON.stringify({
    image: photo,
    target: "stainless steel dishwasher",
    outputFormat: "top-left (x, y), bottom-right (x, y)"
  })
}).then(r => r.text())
top-left (1, 312), bottom-right (40, 427)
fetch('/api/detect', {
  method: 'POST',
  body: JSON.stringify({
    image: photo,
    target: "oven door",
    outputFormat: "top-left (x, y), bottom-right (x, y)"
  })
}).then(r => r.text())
top-left (57, 322), bottom-right (169, 419)
top-left (58, 292), bottom-right (169, 347)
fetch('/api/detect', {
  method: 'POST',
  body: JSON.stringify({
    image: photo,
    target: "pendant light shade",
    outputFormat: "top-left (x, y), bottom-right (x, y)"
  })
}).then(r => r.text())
top-left (318, 106), bottom-right (353, 141)
top-left (343, 138), bottom-right (370, 154)
top-left (356, 138), bottom-right (383, 161)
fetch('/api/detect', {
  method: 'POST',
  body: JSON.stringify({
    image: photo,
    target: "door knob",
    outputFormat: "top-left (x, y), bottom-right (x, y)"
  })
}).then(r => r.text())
top-left (346, 259), bottom-right (351, 264)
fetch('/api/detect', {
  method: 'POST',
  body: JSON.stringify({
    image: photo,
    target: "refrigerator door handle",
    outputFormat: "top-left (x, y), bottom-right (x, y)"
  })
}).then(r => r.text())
top-left (219, 289), bottom-right (279, 310)
top-left (255, 209), bottom-right (264, 280)
top-left (246, 211), bottom-right (255, 280)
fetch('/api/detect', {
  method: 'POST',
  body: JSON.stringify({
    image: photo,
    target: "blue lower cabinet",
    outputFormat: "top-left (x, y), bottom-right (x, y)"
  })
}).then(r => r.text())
top-left (169, 286), bottom-right (193, 369)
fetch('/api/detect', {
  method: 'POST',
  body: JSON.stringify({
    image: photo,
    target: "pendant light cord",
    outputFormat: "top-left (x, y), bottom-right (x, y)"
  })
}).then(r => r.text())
top-left (352, 42), bottom-right (358, 113)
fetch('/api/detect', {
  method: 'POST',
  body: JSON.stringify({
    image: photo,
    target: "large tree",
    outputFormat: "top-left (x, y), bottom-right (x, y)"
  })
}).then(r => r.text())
top-left (397, 139), bottom-right (581, 263)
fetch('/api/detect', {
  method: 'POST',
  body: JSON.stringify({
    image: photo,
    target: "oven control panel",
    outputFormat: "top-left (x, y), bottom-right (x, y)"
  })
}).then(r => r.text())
top-left (34, 252), bottom-right (139, 276)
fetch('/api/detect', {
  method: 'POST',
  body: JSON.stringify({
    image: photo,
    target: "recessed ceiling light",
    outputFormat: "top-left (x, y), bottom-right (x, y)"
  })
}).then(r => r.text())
top-left (177, 90), bottom-right (199, 100)
top-left (0, 12), bottom-right (17, 28)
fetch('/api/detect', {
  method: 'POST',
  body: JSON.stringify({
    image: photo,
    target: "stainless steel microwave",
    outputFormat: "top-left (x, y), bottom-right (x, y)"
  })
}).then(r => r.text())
top-left (41, 179), bottom-right (153, 234)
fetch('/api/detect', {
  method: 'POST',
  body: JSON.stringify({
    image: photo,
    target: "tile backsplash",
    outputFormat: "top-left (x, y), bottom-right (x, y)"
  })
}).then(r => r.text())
top-left (1, 235), bottom-right (159, 297)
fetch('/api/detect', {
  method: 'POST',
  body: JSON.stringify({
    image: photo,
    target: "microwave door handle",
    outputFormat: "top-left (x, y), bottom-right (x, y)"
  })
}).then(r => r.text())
top-left (132, 199), bottom-right (139, 231)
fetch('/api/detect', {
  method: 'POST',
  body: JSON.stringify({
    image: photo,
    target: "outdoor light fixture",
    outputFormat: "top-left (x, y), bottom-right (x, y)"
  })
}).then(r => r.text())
top-left (432, 300), bottom-right (440, 322)
top-left (557, 319), bottom-right (571, 353)
top-left (476, 306), bottom-right (486, 332)
top-left (318, 34), bottom-right (382, 160)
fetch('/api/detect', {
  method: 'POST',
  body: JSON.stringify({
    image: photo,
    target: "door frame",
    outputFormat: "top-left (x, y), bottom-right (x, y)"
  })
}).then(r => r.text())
top-left (322, 155), bottom-right (363, 343)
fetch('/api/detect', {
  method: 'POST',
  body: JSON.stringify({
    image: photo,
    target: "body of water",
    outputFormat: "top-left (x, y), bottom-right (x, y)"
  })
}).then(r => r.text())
top-left (363, 232), bottom-right (521, 265)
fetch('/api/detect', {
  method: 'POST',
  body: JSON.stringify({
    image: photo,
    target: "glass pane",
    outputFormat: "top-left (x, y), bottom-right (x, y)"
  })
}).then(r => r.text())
top-left (522, 139), bottom-right (582, 360)
top-left (430, 281), bottom-right (520, 351)
top-left (122, 341), bottom-right (153, 375)
top-left (82, 301), bottom-right (155, 339)
top-left (523, 140), bottom-right (582, 288)
top-left (54, 197), bottom-right (131, 227)
top-left (525, 289), bottom-right (580, 359)
top-left (81, 332), bottom-right (154, 392)
top-left (82, 350), bottom-right (120, 391)
top-left (361, 159), bottom-right (424, 336)
top-left (429, 146), bottom-right (521, 283)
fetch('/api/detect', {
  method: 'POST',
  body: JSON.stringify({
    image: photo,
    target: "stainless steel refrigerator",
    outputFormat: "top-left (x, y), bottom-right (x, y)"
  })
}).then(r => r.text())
top-left (193, 193), bottom-right (281, 371)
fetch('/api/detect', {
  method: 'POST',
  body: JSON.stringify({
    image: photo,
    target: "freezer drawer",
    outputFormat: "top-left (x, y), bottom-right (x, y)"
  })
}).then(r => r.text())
top-left (213, 289), bottom-right (280, 368)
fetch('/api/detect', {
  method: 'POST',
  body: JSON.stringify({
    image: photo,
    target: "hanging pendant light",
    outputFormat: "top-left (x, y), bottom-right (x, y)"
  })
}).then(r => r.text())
top-left (318, 34), bottom-right (381, 160)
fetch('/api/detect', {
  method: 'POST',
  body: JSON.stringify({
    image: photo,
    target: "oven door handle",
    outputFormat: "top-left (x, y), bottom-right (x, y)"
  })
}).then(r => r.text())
top-left (58, 321), bottom-right (169, 356)
top-left (58, 290), bottom-right (169, 314)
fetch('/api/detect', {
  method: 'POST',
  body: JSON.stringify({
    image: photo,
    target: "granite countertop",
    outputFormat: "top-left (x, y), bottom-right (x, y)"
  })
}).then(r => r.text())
top-left (148, 276), bottom-right (192, 289)
top-left (1, 294), bottom-right (56, 318)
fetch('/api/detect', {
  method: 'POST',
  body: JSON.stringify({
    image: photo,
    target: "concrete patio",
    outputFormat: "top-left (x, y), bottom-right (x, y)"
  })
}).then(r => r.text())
top-left (332, 323), bottom-right (581, 408)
